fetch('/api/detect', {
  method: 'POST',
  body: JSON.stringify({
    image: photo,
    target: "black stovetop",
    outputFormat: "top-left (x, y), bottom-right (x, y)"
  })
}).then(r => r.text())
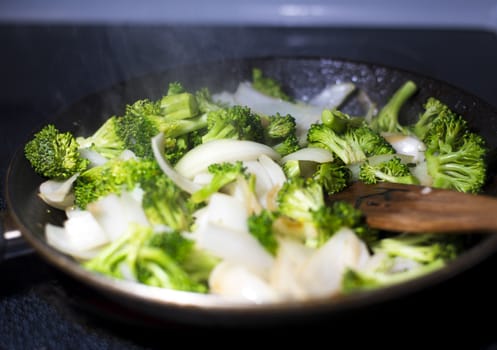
top-left (1, 25), bottom-right (497, 348)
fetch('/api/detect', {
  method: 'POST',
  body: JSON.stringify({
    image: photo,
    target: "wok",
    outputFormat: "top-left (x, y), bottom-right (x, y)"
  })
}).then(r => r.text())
top-left (5, 56), bottom-right (497, 328)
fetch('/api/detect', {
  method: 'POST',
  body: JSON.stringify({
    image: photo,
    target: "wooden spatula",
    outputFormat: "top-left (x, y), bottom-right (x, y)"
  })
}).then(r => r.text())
top-left (329, 182), bottom-right (497, 233)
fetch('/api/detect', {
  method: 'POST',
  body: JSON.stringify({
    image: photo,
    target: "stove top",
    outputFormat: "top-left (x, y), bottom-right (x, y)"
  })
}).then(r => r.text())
top-left (1, 24), bottom-right (497, 347)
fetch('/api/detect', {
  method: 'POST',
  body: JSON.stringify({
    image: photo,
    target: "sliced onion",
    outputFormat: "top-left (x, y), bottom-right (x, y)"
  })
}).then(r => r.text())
top-left (151, 133), bottom-right (200, 194)
top-left (38, 173), bottom-right (79, 210)
top-left (174, 139), bottom-right (280, 178)
top-left (281, 147), bottom-right (333, 164)
top-left (45, 223), bottom-right (102, 261)
top-left (298, 228), bottom-right (370, 298)
top-left (257, 154), bottom-right (286, 188)
top-left (308, 82), bottom-right (356, 109)
top-left (383, 133), bottom-right (426, 163)
top-left (209, 261), bottom-right (279, 303)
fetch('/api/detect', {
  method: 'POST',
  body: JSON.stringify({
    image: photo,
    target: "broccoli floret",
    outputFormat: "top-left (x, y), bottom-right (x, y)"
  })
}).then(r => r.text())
top-left (359, 156), bottom-right (419, 185)
top-left (201, 105), bottom-right (265, 143)
top-left (311, 201), bottom-right (377, 247)
top-left (195, 87), bottom-right (226, 114)
top-left (373, 233), bottom-right (460, 263)
top-left (313, 161), bottom-right (351, 195)
top-left (24, 124), bottom-right (89, 180)
top-left (341, 259), bottom-right (445, 294)
top-left (370, 80), bottom-right (417, 134)
top-left (147, 230), bottom-right (219, 284)
top-left (252, 68), bottom-right (292, 101)
top-left (77, 116), bottom-right (127, 159)
top-left (247, 209), bottom-right (279, 256)
top-left (272, 134), bottom-right (301, 156)
top-left (277, 177), bottom-right (324, 222)
top-left (307, 123), bottom-right (394, 165)
top-left (117, 99), bottom-right (207, 159)
top-left (412, 97), bottom-right (452, 140)
top-left (73, 157), bottom-right (161, 209)
top-left (190, 161), bottom-right (247, 203)
top-left (425, 133), bottom-right (486, 193)
top-left (414, 99), bottom-right (487, 193)
top-left (282, 160), bottom-right (301, 178)
top-left (84, 224), bottom-right (208, 292)
top-left (141, 175), bottom-right (195, 231)
top-left (342, 232), bottom-right (461, 293)
top-left (264, 113), bottom-right (297, 141)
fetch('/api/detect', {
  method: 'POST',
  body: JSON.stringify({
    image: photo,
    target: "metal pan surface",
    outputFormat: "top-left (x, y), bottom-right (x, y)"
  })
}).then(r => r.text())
top-left (6, 56), bottom-right (497, 327)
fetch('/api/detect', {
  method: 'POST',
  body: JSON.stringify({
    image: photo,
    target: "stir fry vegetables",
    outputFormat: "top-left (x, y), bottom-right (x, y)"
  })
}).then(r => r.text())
top-left (25, 68), bottom-right (487, 303)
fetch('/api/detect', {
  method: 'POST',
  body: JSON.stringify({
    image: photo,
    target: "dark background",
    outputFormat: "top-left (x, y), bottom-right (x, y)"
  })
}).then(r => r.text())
top-left (1, 25), bottom-right (497, 347)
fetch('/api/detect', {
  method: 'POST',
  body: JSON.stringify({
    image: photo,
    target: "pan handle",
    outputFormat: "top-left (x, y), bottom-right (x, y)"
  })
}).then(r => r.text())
top-left (0, 211), bottom-right (33, 262)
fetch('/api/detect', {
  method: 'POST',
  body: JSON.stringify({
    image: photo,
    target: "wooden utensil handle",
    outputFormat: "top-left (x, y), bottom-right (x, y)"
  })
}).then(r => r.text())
top-left (329, 182), bottom-right (497, 233)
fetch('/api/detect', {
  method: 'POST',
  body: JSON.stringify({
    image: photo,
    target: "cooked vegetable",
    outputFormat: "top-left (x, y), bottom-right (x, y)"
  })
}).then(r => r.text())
top-left (24, 70), bottom-right (481, 304)
top-left (25, 124), bottom-right (89, 179)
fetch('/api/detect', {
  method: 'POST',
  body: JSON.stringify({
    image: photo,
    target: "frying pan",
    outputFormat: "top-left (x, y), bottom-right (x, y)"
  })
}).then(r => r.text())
top-left (5, 56), bottom-right (497, 328)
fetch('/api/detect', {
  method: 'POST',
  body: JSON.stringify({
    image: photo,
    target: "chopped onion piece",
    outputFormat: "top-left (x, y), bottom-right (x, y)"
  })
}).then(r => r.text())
top-left (258, 154), bottom-right (286, 188)
top-left (206, 193), bottom-right (248, 233)
top-left (209, 261), bottom-right (279, 303)
top-left (298, 228), bottom-right (370, 298)
top-left (151, 133), bottom-right (200, 194)
top-left (308, 82), bottom-right (356, 109)
top-left (79, 148), bottom-right (108, 167)
top-left (45, 224), bottom-right (102, 260)
top-left (281, 147), bottom-right (333, 163)
top-left (174, 139), bottom-right (280, 178)
top-left (383, 134), bottom-right (426, 163)
top-left (38, 173), bottom-right (79, 210)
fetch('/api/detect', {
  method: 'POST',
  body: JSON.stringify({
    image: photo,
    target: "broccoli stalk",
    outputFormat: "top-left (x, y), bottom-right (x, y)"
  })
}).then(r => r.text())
top-left (76, 116), bottom-right (127, 159)
top-left (24, 124), bottom-right (90, 179)
top-left (159, 92), bottom-right (199, 121)
top-left (370, 80), bottom-right (417, 134)
top-left (321, 109), bottom-right (365, 134)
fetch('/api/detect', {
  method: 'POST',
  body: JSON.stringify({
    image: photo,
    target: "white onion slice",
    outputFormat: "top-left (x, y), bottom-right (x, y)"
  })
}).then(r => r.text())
top-left (257, 154), bottom-right (286, 188)
top-left (151, 133), bottom-right (200, 194)
top-left (298, 228), bottom-right (370, 298)
top-left (383, 133), bottom-right (426, 163)
top-left (38, 173), bottom-right (79, 210)
top-left (209, 261), bottom-right (279, 303)
top-left (174, 139), bottom-right (280, 179)
top-left (281, 147), bottom-right (334, 163)
top-left (45, 224), bottom-right (102, 260)
top-left (308, 82), bottom-right (356, 109)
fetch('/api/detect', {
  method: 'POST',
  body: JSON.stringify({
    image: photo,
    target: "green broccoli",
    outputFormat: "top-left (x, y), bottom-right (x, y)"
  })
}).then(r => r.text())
top-left (76, 116), bottom-right (127, 159)
top-left (312, 161), bottom-right (351, 195)
top-left (321, 109), bottom-right (365, 134)
top-left (342, 232), bottom-right (461, 293)
top-left (264, 113), bottom-right (297, 141)
top-left (159, 82), bottom-right (199, 120)
top-left (272, 134), bottom-right (301, 156)
top-left (277, 177), bottom-right (324, 223)
top-left (311, 201), bottom-right (377, 248)
top-left (73, 157), bottom-right (162, 209)
top-left (247, 209), bottom-right (279, 255)
top-left (190, 161), bottom-right (247, 203)
top-left (282, 160), bottom-right (301, 178)
top-left (141, 175), bottom-right (195, 231)
top-left (307, 123), bottom-right (395, 165)
top-left (201, 105), bottom-right (265, 143)
top-left (84, 224), bottom-right (208, 292)
top-left (252, 68), bottom-right (292, 101)
top-left (359, 156), bottom-right (419, 185)
top-left (24, 124), bottom-right (90, 180)
top-left (370, 80), bottom-right (417, 134)
top-left (195, 87), bottom-right (226, 114)
top-left (415, 99), bottom-right (487, 193)
top-left (412, 97), bottom-right (447, 139)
